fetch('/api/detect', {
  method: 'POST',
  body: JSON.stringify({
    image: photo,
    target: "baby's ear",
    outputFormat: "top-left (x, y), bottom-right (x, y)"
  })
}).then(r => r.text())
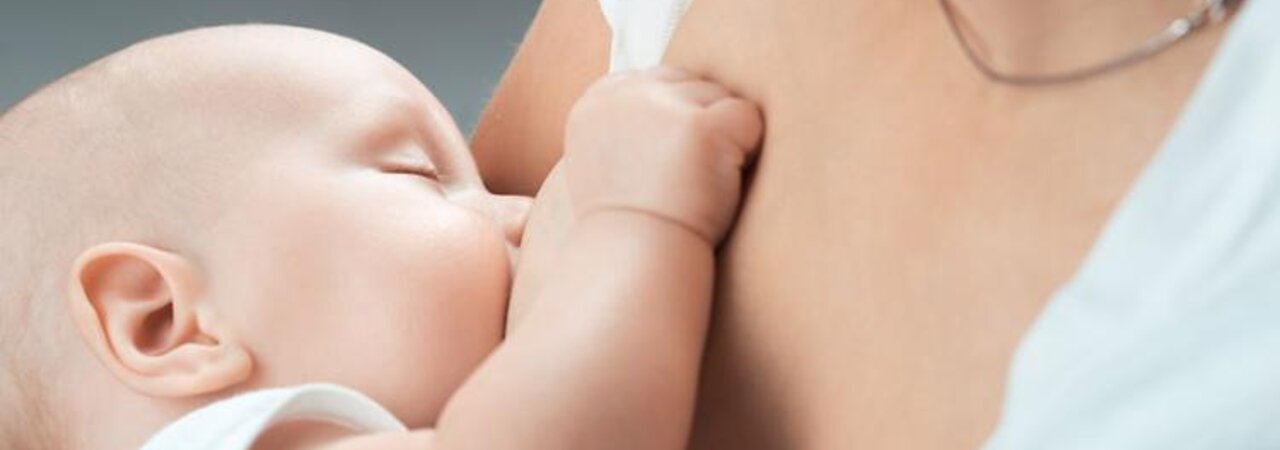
top-left (67, 242), bottom-right (252, 398)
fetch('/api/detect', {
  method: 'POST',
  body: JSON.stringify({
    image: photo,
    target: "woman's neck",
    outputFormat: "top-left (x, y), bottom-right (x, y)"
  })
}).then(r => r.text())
top-left (945, 0), bottom-right (1200, 75)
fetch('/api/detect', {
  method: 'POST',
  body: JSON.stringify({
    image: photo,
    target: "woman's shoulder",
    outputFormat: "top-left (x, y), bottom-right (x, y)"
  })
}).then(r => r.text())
top-left (470, 0), bottom-right (695, 193)
top-left (1178, 0), bottom-right (1280, 140)
top-left (469, 0), bottom-right (612, 194)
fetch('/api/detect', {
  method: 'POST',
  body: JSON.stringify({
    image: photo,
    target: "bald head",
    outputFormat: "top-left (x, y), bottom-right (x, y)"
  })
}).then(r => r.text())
top-left (0, 24), bottom-right (437, 448)
top-left (1, 22), bottom-right (407, 306)
top-left (1, 23), bottom-right (423, 244)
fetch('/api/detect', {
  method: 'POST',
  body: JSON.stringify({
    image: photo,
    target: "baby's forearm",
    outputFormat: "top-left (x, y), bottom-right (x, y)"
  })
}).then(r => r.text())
top-left (433, 208), bottom-right (715, 449)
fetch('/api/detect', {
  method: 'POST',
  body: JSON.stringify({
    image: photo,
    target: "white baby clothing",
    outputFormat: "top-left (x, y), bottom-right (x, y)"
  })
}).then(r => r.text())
top-left (139, 384), bottom-right (404, 450)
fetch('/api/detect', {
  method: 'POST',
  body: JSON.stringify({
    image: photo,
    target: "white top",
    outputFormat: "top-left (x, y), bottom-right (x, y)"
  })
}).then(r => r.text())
top-left (601, 0), bottom-right (1280, 448)
top-left (599, 0), bottom-right (692, 72)
top-left (985, 1), bottom-right (1280, 447)
top-left (140, 384), bottom-right (405, 450)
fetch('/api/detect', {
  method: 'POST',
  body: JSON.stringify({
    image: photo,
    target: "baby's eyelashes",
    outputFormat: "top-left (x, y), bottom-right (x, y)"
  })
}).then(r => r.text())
top-left (377, 140), bottom-right (444, 182)
top-left (382, 160), bottom-right (441, 181)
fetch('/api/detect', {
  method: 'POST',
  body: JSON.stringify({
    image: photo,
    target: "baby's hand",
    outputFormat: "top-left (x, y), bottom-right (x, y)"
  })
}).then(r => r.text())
top-left (563, 67), bottom-right (764, 245)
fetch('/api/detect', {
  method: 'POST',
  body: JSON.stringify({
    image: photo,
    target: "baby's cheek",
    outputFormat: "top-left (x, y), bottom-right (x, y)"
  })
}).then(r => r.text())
top-left (371, 205), bottom-right (511, 425)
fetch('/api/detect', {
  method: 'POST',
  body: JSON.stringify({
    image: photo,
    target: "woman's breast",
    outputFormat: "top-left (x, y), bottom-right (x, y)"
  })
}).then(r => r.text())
top-left (658, 0), bottom-right (1203, 448)
top-left (682, 121), bottom-right (1080, 449)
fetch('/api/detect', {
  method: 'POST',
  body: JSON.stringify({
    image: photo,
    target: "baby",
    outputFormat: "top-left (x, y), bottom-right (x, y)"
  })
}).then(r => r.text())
top-left (0, 24), bottom-right (761, 450)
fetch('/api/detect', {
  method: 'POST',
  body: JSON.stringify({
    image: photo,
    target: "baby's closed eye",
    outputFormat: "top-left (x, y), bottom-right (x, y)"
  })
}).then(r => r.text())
top-left (382, 159), bottom-right (441, 181)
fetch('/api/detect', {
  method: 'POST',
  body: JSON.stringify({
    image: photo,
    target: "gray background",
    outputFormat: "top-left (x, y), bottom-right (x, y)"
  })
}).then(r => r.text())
top-left (0, 0), bottom-right (542, 132)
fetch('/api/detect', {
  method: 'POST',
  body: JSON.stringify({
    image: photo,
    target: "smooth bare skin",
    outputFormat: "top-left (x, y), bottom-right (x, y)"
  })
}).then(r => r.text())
top-left (0, 25), bottom-right (762, 450)
top-left (432, 69), bottom-right (762, 450)
top-left (479, 0), bottom-right (1233, 448)
top-left (1, 24), bottom-right (525, 449)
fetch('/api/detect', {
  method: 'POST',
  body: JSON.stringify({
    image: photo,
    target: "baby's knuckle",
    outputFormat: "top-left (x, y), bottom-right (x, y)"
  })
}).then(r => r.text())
top-left (686, 112), bottom-right (721, 137)
top-left (672, 116), bottom-right (718, 149)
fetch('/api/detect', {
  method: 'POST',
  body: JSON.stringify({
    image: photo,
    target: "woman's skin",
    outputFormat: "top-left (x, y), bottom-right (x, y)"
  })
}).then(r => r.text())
top-left (475, 0), bottom-right (1234, 447)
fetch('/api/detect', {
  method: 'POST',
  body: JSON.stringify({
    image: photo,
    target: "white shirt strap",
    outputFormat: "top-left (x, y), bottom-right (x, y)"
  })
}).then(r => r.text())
top-left (599, 0), bottom-right (694, 72)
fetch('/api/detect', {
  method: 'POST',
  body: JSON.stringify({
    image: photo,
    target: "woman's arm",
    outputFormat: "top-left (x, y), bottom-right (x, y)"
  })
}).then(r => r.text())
top-left (470, 0), bottom-right (610, 196)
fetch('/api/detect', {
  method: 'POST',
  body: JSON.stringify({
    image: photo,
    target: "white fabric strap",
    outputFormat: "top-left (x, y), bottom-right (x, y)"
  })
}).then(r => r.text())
top-left (140, 384), bottom-right (406, 450)
top-left (599, 0), bottom-right (694, 73)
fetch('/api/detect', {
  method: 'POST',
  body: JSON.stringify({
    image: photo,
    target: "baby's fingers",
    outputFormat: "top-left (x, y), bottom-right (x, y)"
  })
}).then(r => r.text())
top-left (705, 97), bottom-right (764, 156)
top-left (671, 80), bottom-right (732, 107)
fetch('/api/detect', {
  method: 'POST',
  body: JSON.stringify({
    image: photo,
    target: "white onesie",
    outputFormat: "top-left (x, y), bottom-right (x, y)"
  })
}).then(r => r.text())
top-left (139, 384), bottom-right (404, 450)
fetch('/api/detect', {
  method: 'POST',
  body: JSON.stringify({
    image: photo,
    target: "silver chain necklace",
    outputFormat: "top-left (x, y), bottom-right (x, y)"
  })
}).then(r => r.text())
top-left (938, 0), bottom-right (1243, 86)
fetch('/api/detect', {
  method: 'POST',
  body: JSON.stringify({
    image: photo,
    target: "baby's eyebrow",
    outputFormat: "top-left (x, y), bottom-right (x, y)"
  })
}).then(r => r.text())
top-left (349, 94), bottom-right (434, 149)
top-left (347, 93), bottom-right (466, 174)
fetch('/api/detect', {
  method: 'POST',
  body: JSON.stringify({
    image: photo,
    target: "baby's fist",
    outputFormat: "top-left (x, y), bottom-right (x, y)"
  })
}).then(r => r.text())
top-left (563, 67), bottom-right (763, 244)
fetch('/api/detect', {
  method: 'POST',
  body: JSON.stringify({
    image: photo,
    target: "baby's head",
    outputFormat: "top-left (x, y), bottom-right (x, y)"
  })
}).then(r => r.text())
top-left (0, 24), bottom-right (529, 449)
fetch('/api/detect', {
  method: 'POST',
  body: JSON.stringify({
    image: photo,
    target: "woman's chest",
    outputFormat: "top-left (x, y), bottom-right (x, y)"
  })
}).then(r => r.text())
top-left (665, 0), bottom-right (1222, 448)
top-left (687, 109), bottom-right (1161, 449)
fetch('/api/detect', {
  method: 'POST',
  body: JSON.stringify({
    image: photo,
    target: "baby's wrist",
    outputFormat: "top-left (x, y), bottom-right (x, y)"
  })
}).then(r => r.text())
top-left (576, 206), bottom-right (717, 248)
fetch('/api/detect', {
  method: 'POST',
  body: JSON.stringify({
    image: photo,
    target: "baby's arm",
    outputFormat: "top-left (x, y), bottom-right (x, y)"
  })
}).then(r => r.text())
top-left (434, 67), bottom-right (762, 450)
top-left (435, 211), bottom-right (715, 449)
top-left (320, 68), bottom-right (761, 450)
